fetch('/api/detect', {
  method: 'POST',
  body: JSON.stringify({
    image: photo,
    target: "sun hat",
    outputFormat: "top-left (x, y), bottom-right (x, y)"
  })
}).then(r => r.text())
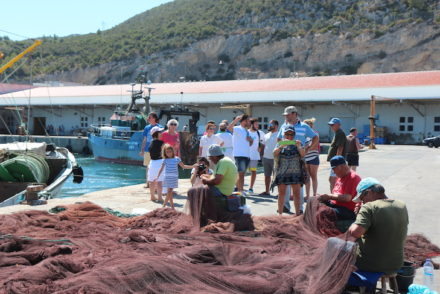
top-left (150, 126), bottom-right (164, 135)
top-left (353, 177), bottom-right (381, 202)
top-left (207, 144), bottom-right (224, 157)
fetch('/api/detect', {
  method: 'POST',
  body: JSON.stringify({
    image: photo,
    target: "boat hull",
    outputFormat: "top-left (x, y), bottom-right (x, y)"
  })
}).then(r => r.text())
top-left (0, 146), bottom-right (77, 207)
top-left (88, 132), bottom-right (144, 166)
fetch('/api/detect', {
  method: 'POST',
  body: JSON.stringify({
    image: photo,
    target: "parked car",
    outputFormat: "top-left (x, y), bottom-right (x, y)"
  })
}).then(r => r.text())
top-left (423, 136), bottom-right (440, 148)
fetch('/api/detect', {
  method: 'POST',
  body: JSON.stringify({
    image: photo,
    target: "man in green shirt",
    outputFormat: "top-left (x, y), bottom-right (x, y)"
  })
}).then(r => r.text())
top-left (201, 144), bottom-right (238, 196)
top-left (348, 178), bottom-right (409, 274)
top-left (327, 118), bottom-right (347, 192)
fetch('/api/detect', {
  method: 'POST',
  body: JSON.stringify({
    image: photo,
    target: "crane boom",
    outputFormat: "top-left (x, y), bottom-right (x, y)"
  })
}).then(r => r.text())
top-left (0, 40), bottom-right (42, 75)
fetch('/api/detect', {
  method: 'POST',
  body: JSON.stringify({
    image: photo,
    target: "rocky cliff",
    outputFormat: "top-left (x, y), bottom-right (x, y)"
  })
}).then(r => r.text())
top-left (3, 0), bottom-right (440, 84)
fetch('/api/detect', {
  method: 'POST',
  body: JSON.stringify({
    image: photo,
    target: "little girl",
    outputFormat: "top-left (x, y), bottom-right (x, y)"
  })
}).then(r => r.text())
top-left (156, 144), bottom-right (195, 209)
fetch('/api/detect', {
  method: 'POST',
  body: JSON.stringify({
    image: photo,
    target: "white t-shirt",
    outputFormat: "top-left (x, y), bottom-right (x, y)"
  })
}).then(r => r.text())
top-left (216, 132), bottom-right (233, 158)
top-left (199, 134), bottom-right (223, 157)
top-left (263, 131), bottom-right (279, 160)
top-left (248, 129), bottom-right (265, 160)
top-left (232, 125), bottom-right (250, 158)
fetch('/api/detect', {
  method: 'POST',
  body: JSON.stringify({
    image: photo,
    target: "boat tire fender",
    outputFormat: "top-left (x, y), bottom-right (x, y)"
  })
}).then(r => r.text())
top-left (73, 166), bottom-right (84, 184)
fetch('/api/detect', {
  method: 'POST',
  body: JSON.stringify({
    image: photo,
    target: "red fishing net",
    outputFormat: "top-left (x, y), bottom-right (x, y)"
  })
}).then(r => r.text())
top-left (0, 199), bottom-right (438, 294)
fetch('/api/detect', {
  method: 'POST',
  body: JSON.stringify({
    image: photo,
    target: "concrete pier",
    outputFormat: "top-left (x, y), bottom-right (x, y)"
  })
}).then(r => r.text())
top-left (0, 134), bottom-right (89, 153)
top-left (0, 145), bottom-right (438, 290)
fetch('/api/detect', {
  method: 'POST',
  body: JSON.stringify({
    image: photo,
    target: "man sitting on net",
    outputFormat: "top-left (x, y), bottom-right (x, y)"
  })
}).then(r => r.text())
top-left (201, 144), bottom-right (238, 197)
top-left (318, 155), bottom-right (361, 221)
top-left (348, 178), bottom-right (408, 275)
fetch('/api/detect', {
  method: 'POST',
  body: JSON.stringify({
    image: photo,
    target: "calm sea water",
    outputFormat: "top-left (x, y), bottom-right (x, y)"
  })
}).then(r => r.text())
top-left (60, 156), bottom-right (146, 198)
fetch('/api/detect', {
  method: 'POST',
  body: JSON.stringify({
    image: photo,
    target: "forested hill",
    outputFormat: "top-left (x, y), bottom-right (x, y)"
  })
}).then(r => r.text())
top-left (1, 0), bottom-right (439, 84)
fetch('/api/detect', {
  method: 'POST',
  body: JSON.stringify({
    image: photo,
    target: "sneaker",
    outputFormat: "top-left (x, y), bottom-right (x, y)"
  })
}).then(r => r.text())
top-left (248, 188), bottom-right (254, 194)
top-left (283, 206), bottom-right (291, 213)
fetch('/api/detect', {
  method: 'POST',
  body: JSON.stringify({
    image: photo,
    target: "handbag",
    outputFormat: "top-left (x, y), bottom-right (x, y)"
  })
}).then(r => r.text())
top-left (300, 158), bottom-right (309, 184)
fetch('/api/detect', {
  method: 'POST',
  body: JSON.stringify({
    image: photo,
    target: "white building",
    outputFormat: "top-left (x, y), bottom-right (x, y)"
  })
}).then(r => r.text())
top-left (1, 70), bottom-right (439, 144)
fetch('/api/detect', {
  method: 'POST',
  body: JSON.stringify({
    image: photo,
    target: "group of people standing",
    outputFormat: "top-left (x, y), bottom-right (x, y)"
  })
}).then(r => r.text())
top-left (139, 105), bottom-right (365, 217)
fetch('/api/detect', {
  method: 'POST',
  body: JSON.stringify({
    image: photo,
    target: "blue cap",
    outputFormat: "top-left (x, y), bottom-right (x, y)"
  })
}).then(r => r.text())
top-left (330, 155), bottom-right (346, 168)
top-left (354, 177), bottom-right (381, 202)
top-left (328, 118), bottom-right (341, 125)
top-left (283, 126), bottom-right (295, 134)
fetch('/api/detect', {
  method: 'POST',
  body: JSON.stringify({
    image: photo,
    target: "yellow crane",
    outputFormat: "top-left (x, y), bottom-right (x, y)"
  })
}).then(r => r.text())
top-left (0, 39), bottom-right (42, 75)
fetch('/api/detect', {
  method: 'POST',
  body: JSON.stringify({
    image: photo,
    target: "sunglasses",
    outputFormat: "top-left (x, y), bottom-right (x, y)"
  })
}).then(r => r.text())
top-left (284, 133), bottom-right (295, 136)
top-left (169, 123), bottom-right (177, 126)
top-left (208, 128), bottom-right (215, 130)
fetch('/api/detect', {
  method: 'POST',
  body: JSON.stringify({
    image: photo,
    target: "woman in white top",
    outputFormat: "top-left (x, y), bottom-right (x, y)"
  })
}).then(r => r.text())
top-left (199, 123), bottom-right (223, 157)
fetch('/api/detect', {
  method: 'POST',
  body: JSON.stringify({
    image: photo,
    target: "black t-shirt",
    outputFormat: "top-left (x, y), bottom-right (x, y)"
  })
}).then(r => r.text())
top-left (149, 140), bottom-right (164, 160)
top-left (327, 128), bottom-right (347, 161)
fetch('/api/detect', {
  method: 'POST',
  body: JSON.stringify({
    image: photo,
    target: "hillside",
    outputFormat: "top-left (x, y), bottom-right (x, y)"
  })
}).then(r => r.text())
top-left (1, 0), bottom-right (439, 84)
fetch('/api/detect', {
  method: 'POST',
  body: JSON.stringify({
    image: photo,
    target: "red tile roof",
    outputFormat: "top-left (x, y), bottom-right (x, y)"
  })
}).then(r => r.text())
top-left (152, 70), bottom-right (440, 94)
top-left (0, 71), bottom-right (439, 98)
top-left (0, 83), bottom-right (33, 95)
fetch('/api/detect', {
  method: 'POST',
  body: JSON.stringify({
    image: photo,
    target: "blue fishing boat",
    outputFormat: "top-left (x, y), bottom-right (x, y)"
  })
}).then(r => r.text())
top-left (88, 80), bottom-right (201, 166)
top-left (88, 81), bottom-right (150, 165)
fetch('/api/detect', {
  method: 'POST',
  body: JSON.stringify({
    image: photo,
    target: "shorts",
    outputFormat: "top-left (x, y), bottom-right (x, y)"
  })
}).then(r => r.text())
top-left (305, 156), bottom-right (320, 166)
top-left (346, 153), bottom-right (359, 166)
top-left (148, 159), bottom-right (164, 182)
top-left (248, 160), bottom-right (258, 171)
top-left (143, 152), bottom-right (151, 167)
top-left (235, 156), bottom-right (250, 173)
top-left (262, 158), bottom-right (274, 177)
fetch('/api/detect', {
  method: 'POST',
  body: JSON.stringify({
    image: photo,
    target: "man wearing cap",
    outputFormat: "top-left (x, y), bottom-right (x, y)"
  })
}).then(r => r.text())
top-left (278, 106), bottom-right (319, 213)
top-left (140, 112), bottom-right (163, 188)
top-left (348, 178), bottom-right (408, 274)
top-left (201, 144), bottom-right (238, 197)
top-left (327, 118), bottom-right (347, 192)
top-left (318, 155), bottom-right (361, 220)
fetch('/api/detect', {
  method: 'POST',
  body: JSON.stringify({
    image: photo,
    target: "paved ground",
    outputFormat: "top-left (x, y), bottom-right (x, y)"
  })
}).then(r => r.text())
top-left (0, 145), bottom-right (439, 290)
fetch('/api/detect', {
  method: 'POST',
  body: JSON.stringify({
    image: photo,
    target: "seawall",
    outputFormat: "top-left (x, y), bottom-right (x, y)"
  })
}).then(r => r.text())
top-left (0, 134), bottom-right (90, 154)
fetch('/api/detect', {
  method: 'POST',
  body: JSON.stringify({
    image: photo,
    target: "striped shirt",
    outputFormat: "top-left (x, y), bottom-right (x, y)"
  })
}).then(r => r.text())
top-left (163, 157), bottom-right (181, 177)
top-left (277, 120), bottom-right (317, 145)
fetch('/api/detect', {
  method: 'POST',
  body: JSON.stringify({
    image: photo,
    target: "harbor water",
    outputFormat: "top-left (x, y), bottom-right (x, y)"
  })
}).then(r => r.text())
top-left (60, 156), bottom-right (146, 198)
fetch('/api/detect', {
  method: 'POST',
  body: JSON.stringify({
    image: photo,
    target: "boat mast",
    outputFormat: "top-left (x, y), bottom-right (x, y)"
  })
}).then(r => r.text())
top-left (144, 80), bottom-right (153, 115)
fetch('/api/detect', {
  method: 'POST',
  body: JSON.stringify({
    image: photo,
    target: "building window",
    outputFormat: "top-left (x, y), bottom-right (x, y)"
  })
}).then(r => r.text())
top-left (399, 116), bottom-right (414, 132)
top-left (434, 117), bottom-right (440, 132)
top-left (80, 117), bottom-right (88, 128)
top-left (258, 117), bottom-right (269, 130)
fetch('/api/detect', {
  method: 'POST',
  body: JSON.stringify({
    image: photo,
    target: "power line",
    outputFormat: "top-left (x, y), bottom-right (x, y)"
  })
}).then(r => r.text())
top-left (0, 29), bottom-right (32, 40)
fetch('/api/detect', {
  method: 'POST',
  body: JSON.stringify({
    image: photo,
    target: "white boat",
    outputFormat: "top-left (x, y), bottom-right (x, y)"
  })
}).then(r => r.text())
top-left (0, 142), bottom-right (83, 207)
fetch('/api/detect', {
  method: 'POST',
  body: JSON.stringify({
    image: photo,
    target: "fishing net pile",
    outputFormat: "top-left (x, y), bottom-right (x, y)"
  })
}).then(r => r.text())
top-left (0, 198), bottom-right (438, 294)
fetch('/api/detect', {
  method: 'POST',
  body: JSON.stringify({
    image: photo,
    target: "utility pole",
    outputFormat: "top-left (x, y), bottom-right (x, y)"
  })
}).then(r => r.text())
top-left (369, 95), bottom-right (376, 149)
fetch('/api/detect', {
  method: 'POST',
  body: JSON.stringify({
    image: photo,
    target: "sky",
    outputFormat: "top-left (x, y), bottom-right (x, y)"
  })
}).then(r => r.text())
top-left (0, 0), bottom-right (173, 40)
